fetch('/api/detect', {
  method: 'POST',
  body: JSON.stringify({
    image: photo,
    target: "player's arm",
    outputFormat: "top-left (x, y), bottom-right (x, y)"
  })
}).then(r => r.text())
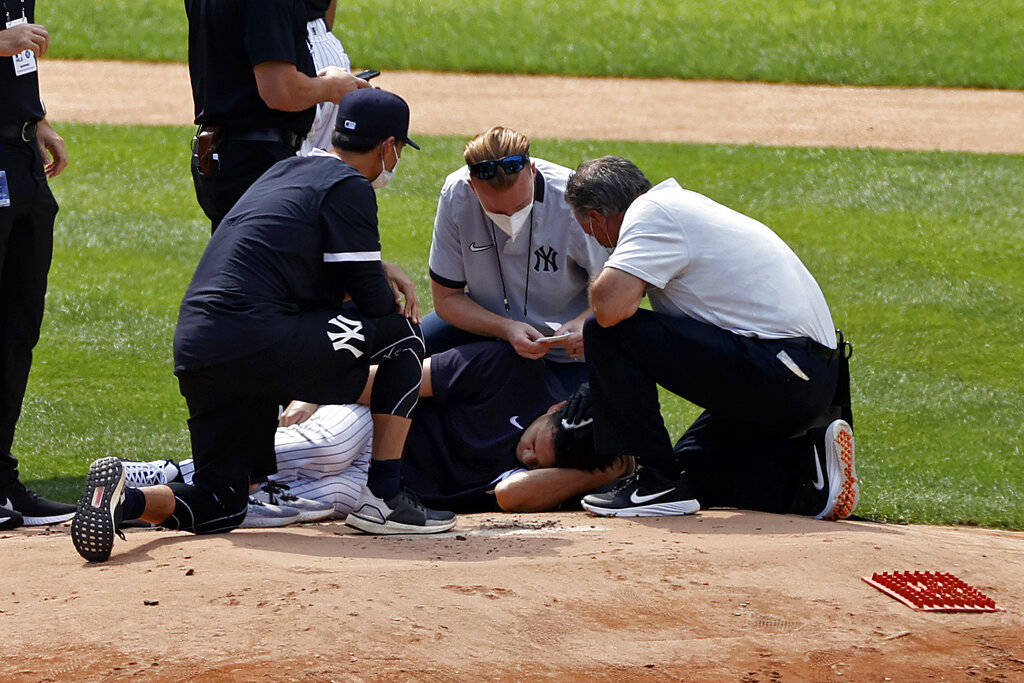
top-left (588, 266), bottom-right (648, 327)
top-left (321, 178), bottom-right (396, 316)
top-left (247, 0), bottom-right (366, 110)
top-left (431, 280), bottom-right (548, 360)
top-left (0, 21), bottom-right (48, 57)
top-left (494, 458), bottom-right (632, 513)
top-left (254, 61), bottom-right (367, 111)
top-left (324, 0), bottom-right (338, 30)
top-left (35, 118), bottom-right (68, 178)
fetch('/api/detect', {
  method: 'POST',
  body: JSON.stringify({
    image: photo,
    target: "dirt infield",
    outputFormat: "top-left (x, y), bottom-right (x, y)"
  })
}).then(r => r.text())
top-left (2, 512), bottom-right (1023, 680)
top-left (5, 62), bottom-right (1022, 680)
top-left (40, 60), bottom-right (1024, 153)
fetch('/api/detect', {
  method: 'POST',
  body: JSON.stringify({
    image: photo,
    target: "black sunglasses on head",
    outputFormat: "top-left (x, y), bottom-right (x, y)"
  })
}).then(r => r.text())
top-left (468, 154), bottom-right (530, 180)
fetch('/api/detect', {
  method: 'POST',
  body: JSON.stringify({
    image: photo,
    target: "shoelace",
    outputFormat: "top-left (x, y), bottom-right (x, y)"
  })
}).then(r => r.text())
top-left (261, 481), bottom-right (299, 503)
top-left (121, 462), bottom-right (162, 487)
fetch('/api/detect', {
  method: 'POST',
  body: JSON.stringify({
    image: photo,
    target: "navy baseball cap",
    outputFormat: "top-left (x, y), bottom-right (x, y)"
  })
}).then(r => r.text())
top-left (335, 89), bottom-right (420, 150)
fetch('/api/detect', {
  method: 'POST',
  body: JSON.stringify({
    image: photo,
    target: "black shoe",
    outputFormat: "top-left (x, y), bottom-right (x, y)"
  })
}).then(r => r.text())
top-left (581, 466), bottom-right (700, 517)
top-left (71, 457), bottom-right (127, 562)
top-left (345, 486), bottom-right (456, 535)
top-left (790, 419), bottom-right (858, 520)
top-left (0, 479), bottom-right (77, 526)
top-left (0, 502), bottom-right (23, 530)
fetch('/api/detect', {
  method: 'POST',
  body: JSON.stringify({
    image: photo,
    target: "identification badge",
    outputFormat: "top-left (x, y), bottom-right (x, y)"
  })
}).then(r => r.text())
top-left (0, 171), bottom-right (10, 208)
top-left (5, 17), bottom-right (38, 77)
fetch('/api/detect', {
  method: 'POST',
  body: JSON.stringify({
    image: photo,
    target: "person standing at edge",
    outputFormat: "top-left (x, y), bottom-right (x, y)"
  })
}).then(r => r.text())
top-left (71, 90), bottom-right (455, 563)
top-left (565, 157), bottom-right (858, 520)
top-left (186, 0), bottom-right (369, 232)
top-left (0, 0), bottom-right (77, 529)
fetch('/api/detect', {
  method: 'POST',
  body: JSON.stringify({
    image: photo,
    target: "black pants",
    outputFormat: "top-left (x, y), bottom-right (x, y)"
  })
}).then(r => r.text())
top-left (166, 310), bottom-right (424, 534)
top-left (190, 137), bottom-right (295, 233)
top-left (0, 136), bottom-right (58, 486)
top-left (583, 310), bottom-right (838, 510)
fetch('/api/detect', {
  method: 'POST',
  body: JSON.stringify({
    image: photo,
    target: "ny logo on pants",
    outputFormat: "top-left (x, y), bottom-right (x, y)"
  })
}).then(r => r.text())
top-left (327, 314), bottom-right (365, 358)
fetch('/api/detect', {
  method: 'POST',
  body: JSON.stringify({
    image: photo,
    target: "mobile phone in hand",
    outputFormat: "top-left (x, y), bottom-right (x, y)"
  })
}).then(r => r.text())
top-left (355, 69), bottom-right (381, 81)
top-left (535, 331), bottom-right (572, 343)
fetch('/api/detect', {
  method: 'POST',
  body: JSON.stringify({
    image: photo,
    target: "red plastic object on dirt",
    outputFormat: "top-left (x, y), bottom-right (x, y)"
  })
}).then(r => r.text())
top-left (862, 571), bottom-right (1001, 612)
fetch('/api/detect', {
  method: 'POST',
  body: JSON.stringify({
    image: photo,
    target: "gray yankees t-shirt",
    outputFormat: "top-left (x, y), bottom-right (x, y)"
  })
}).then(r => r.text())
top-left (428, 158), bottom-right (608, 362)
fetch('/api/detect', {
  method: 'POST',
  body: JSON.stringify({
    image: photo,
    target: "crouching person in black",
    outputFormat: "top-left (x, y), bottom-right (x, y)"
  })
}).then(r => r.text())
top-left (71, 90), bottom-right (455, 563)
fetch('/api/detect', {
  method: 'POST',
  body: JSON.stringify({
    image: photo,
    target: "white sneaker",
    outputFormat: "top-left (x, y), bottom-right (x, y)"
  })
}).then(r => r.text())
top-left (345, 486), bottom-right (456, 535)
top-left (119, 459), bottom-right (181, 487)
top-left (239, 497), bottom-right (301, 528)
top-left (252, 481), bottom-right (334, 523)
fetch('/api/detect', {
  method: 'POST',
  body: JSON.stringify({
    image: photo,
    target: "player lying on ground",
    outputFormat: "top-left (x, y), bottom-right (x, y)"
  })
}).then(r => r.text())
top-left (121, 342), bottom-right (629, 519)
top-left (564, 156), bottom-right (858, 520)
top-left (70, 90), bottom-right (455, 564)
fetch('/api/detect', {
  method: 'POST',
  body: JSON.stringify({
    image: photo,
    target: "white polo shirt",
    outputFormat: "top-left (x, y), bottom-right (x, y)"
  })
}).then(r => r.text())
top-left (428, 158), bottom-right (609, 362)
top-left (604, 179), bottom-right (837, 348)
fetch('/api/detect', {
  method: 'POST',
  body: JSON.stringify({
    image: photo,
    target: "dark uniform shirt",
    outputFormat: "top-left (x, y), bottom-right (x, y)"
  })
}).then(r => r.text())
top-left (0, 0), bottom-right (44, 123)
top-left (184, 0), bottom-right (315, 134)
top-left (302, 0), bottom-right (331, 22)
top-left (402, 342), bottom-right (568, 511)
top-left (174, 154), bottom-right (387, 371)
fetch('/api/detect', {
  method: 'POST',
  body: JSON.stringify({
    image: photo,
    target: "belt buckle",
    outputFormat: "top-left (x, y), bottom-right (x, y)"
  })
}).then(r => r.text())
top-left (21, 121), bottom-right (36, 142)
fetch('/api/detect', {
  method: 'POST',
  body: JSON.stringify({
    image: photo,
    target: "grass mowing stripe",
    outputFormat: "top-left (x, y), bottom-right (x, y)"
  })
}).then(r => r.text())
top-left (17, 123), bottom-right (1024, 529)
top-left (38, 0), bottom-right (1024, 89)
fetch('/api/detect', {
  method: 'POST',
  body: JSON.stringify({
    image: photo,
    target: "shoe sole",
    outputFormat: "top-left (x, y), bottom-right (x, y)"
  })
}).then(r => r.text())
top-left (239, 505), bottom-right (301, 528)
top-left (344, 512), bottom-right (456, 535)
top-left (817, 420), bottom-right (859, 520)
top-left (291, 506), bottom-right (336, 523)
top-left (581, 498), bottom-right (700, 518)
top-left (71, 457), bottom-right (126, 562)
top-left (21, 511), bottom-right (77, 526)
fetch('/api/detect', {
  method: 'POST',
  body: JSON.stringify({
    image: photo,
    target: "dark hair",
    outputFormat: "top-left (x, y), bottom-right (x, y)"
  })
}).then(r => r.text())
top-left (550, 409), bottom-right (621, 471)
top-left (565, 156), bottom-right (652, 216)
top-left (331, 130), bottom-right (386, 153)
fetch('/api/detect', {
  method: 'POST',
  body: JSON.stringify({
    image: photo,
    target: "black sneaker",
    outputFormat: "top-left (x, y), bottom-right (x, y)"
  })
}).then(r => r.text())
top-left (0, 479), bottom-right (77, 525)
top-left (581, 466), bottom-right (700, 517)
top-left (790, 419), bottom-right (858, 520)
top-left (0, 502), bottom-right (22, 530)
top-left (346, 486), bottom-right (456, 535)
top-left (71, 457), bottom-right (127, 562)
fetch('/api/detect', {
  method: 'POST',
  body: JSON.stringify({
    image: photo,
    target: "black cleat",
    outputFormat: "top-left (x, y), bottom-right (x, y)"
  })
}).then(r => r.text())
top-left (791, 419), bottom-right (858, 520)
top-left (0, 502), bottom-right (23, 530)
top-left (0, 480), bottom-right (76, 525)
top-left (581, 466), bottom-right (700, 517)
top-left (71, 457), bottom-right (127, 562)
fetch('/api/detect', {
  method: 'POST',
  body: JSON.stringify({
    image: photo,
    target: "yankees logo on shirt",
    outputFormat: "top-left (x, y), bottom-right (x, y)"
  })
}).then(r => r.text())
top-left (327, 314), bottom-right (365, 357)
top-left (532, 245), bottom-right (558, 272)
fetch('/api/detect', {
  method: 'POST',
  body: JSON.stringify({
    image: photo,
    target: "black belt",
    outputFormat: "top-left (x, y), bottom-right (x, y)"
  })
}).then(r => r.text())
top-left (0, 120), bottom-right (38, 142)
top-left (804, 338), bottom-right (837, 362)
top-left (205, 126), bottom-right (302, 151)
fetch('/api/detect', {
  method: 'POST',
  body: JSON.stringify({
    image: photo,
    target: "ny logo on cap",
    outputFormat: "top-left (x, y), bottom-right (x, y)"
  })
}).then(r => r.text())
top-left (344, 120), bottom-right (357, 130)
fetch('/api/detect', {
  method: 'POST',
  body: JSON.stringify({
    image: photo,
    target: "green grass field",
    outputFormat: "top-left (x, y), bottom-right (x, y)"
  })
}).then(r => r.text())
top-left (39, 0), bottom-right (1024, 89)
top-left (15, 123), bottom-right (1023, 529)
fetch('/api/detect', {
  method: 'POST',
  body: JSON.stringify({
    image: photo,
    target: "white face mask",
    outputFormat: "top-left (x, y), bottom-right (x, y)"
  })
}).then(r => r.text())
top-left (484, 201), bottom-right (534, 238)
top-left (371, 142), bottom-right (399, 190)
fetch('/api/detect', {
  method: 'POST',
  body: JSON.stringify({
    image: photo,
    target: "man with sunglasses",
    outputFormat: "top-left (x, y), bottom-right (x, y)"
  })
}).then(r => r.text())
top-left (424, 127), bottom-right (608, 391)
